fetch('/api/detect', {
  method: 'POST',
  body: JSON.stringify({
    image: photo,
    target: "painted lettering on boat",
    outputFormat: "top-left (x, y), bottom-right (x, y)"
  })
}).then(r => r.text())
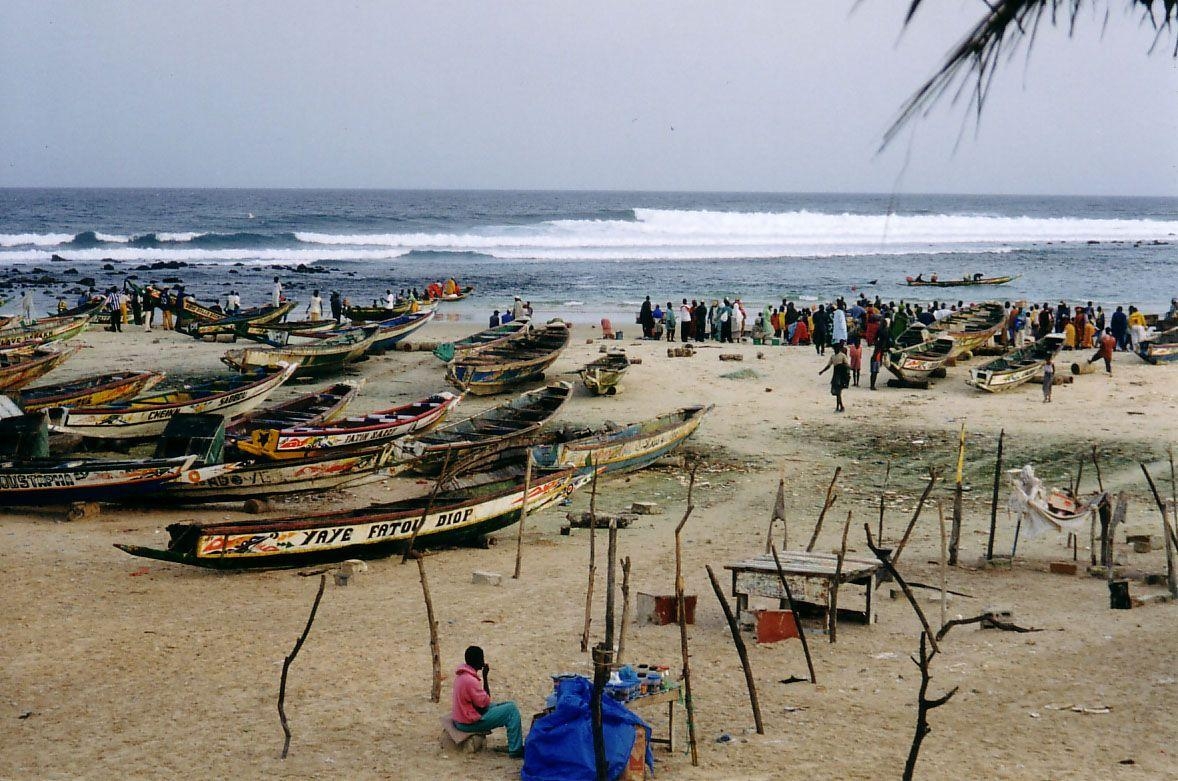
top-left (299, 527), bottom-right (353, 546)
top-left (0, 472), bottom-right (78, 489)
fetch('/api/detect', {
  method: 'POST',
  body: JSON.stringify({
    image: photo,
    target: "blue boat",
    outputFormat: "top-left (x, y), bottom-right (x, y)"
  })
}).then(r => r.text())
top-left (369, 309), bottom-right (435, 352)
top-left (445, 321), bottom-right (571, 395)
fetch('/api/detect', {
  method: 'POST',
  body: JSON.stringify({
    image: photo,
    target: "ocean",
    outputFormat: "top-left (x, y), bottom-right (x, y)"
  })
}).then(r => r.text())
top-left (1, 188), bottom-right (1175, 323)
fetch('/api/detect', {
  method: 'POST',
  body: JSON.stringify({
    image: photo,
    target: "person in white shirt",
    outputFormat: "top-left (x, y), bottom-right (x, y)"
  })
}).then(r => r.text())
top-left (734, 299), bottom-right (746, 340)
top-left (227, 291), bottom-right (241, 314)
top-left (512, 296), bottom-right (526, 320)
top-left (307, 290), bottom-right (323, 321)
top-left (678, 299), bottom-right (692, 342)
top-left (384, 290), bottom-right (395, 309)
top-left (271, 277), bottom-right (283, 307)
top-left (20, 289), bottom-right (33, 323)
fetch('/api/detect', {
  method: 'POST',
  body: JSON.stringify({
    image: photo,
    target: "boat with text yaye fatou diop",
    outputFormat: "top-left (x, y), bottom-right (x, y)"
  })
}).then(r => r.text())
top-left (1136, 326), bottom-right (1178, 365)
top-left (232, 391), bottom-right (461, 460)
top-left (343, 299), bottom-right (434, 322)
top-left (579, 351), bottom-right (630, 396)
top-left (222, 326), bottom-right (377, 377)
top-left (18, 370), bottom-right (166, 413)
top-left (531, 405), bottom-right (712, 476)
top-left (885, 336), bottom-right (957, 384)
top-left (967, 334), bottom-right (1065, 392)
top-left (115, 454), bottom-right (586, 569)
top-left (445, 320), bottom-right (571, 395)
top-left (0, 314), bottom-right (91, 348)
top-left (185, 301), bottom-right (299, 338)
top-left (395, 381), bottom-right (571, 476)
top-left (225, 380), bottom-right (363, 439)
top-left (0, 412), bottom-right (197, 505)
top-left (368, 309), bottom-right (436, 352)
top-left (905, 274), bottom-right (1019, 288)
top-left (48, 362), bottom-right (298, 440)
top-left (134, 412), bottom-right (397, 504)
top-left (433, 318), bottom-right (530, 362)
top-left (0, 343), bottom-right (80, 393)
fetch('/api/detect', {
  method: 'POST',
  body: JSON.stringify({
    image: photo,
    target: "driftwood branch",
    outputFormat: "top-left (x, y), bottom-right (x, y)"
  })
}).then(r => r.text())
top-left (770, 544), bottom-right (817, 684)
top-left (986, 429), bottom-right (1004, 560)
top-left (617, 556), bottom-right (632, 663)
top-left (705, 564), bottom-right (763, 734)
top-left (402, 448), bottom-right (454, 563)
top-left (935, 613), bottom-right (1040, 642)
top-left (676, 465), bottom-right (700, 766)
top-left (893, 468), bottom-right (939, 565)
top-left (866, 523), bottom-right (938, 654)
top-left (278, 574), bottom-right (327, 759)
top-left (902, 632), bottom-right (958, 781)
top-left (806, 467), bottom-right (841, 552)
top-left (512, 451), bottom-right (534, 579)
top-left (580, 462), bottom-right (601, 653)
top-left (412, 552), bottom-right (443, 703)
top-left (828, 511), bottom-right (852, 643)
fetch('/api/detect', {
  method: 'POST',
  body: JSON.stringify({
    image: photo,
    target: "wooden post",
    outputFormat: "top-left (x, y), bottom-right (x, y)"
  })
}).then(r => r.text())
top-left (604, 521), bottom-right (618, 651)
top-left (893, 468), bottom-right (939, 565)
top-left (806, 467), bottom-right (841, 552)
top-left (412, 553), bottom-right (443, 703)
top-left (770, 545), bottom-right (817, 684)
top-left (937, 502), bottom-right (948, 630)
top-left (1141, 463), bottom-right (1178, 598)
top-left (675, 467), bottom-right (699, 766)
top-left (1106, 493), bottom-right (1128, 582)
top-left (278, 574), bottom-right (327, 759)
top-left (402, 449), bottom-right (454, 564)
top-left (705, 565), bottom-right (763, 734)
top-left (591, 643), bottom-right (613, 781)
top-left (949, 422), bottom-right (965, 566)
top-left (828, 511), bottom-right (852, 644)
top-left (580, 462), bottom-right (600, 653)
top-left (617, 557), bottom-right (632, 663)
top-left (879, 459), bottom-right (892, 543)
top-left (512, 451), bottom-right (534, 579)
top-left (986, 430), bottom-right (1004, 560)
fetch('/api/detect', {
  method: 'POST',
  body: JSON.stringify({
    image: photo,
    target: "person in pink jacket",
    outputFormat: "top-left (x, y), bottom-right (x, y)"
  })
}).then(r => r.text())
top-left (451, 645), bottom-right (524, 757)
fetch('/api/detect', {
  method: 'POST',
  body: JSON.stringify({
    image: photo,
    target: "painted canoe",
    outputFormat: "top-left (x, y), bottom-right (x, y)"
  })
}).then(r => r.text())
top-left (343, 299), bottom-right (433, 322)
top-left (0, 344), bottom-right (79, 393)
top-left (236, 318), bottom-right (340, 346)
top-left (531, 405), bottom-right (711, 475)
top-left (147, 443), bottom-right (397, 504)
top-left (579, 352), bottom-right (630, 396)
top-left (1137, 326), bottom-right (1178, 365)
top-left (892, 303), bottom-right (1005, 357)
top-left (369, 309), bottom-right (436, 352)
top-left (185, 301), bottom-right (299, 337)
top-left (233, 391), bottom-right (461, 460)
top-left (0, 315), bottom-right (91, 347)
top-left (225, 380), bottom-right (363, 438)
top-left (395, 381), bottom-right (572, 476)
top-left (445, 321), bottom-right (571, 395)
top-left (885, 336), bottom-right (957, 383)
top-left (115, 460), bottom-right (584, 569)
top-left (433, 319), bottom-right (531, 362)
top-left (0, 454), bottom-right (196, 505)
top-left (222, 326), bottom-right (377, 377)
top-left (905, 275), bottom-right (1019, 287)
top-left (433, 285), bottom-right (475, 301)
top-left (967, 335), bottom-right (1065, 392)
top-left (49, 363), bottom-right (298, 440)
top-left (18, 370), bottom-right (166, 413)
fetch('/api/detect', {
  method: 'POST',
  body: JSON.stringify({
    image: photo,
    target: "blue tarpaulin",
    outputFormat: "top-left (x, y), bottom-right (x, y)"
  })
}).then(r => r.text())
top-left (521, 675), bottom-right (654, 781)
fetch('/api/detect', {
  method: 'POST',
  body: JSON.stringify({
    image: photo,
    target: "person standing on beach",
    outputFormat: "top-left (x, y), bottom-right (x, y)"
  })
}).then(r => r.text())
top-left (307, 290), bottom-right (323, 321)
top-left (512, 296), bottom-right (526, 321)
top-left (227, 290), bottom-right (241, 314)
top-left (812, 306), bottom-right (831, 355)
top-left (272, 277), bottom-right (283, 307)
top-left (639, 296), bottom-right (654, 339)
top-left (329, 291), bottom-right (342, 322)
top-left (104, 287), bottom-right (122, 332)
top-left (679, 299), bottom-right (692, 342)
top-left (20, 289), bottom-right (33, 323)
top-left (664, 302), bottom-right (676, 342)
top-left (819, 343), bottom-right (850, 412)
top-left (127, 284), bottom-right (142, 326)
top-left (694, 300), bottom-right (707, 341)
top-left (172, 286), bottom-right (186, 330)
top-left (847, 339), bottom-right (863, 387)
top-left (869, 341), bottom-right (885, 390)
top-left (832, 302), bottom-right (848, 345)
top-left (142, 284), bottom-right (156, 332)
top-left (1088, 328), bottom-right (1117, 373)
top-left (1042, 357), bottom-right (1055, 402)
top-left (1110, 306), bottom-right (1128, 351)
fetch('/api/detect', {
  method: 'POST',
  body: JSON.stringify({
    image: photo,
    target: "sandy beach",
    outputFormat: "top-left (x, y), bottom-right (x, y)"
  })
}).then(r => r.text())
top-left (3, 315), bottom-right (1177, 780)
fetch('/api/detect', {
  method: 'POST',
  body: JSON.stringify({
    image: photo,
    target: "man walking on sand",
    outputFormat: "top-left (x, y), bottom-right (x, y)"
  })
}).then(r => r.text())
top-left (1088, 328), bottom-right (1117, 374)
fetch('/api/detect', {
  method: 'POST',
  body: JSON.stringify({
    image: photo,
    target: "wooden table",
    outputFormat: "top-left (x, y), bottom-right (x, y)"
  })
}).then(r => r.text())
top-left (724, 551), bottom-right (882, 629)
top-left (626, 685), bottom-right (681, 752)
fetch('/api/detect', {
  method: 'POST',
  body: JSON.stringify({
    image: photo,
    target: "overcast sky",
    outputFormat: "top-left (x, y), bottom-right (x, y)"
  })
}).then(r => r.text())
top-left (1, 1), bottom-right (1175, 195)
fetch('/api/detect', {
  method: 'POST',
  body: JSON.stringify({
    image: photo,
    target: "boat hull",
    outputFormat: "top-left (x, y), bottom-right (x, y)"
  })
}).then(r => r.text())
top-left (0, 346), bottom-right (78, 393)
top-left (369, 310), bottom-right (435, 351)
top-left (223, 330), bottom-right (376, 377)
top-left (0, 456), bottom-right (195, 505)
top-left (533, 405), bottom-right (710, 475)
top-left (906, 275), bottom-right (1018, 287)
top-left (19, 371), bottom-right (166, 413)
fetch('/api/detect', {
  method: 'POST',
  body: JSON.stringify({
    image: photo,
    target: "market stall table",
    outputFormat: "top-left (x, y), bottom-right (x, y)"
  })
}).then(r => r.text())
top-left (624, 684), bottom-right (682, 752)
top-left (723, 551), bottom-right (883, 629)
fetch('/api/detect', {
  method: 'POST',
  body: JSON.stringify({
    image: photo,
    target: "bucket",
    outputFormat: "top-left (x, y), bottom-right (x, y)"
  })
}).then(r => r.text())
top-left (754, 609), bottom-right (799, 643)
top-left (1109, 579), bottom-right (1131, 610)
top-left (771, 338), bottom-right (781, 346)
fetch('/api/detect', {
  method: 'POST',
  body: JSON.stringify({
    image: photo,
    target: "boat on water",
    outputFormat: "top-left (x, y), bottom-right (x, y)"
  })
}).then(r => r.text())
top-left (395, 381), bottom-right (571, 475)
top-left (18, 370), bottom-right (166, 413)
top-left (232, 391), bottom-right (461, 460)
top-left (222, 326), bottom-right (377, 377)
top-left (368, 309), bottom-right (435, 352)
top-left (184, 301), bottom-right (298, 337)
top-left (905, 275), bottom-right (1019, 287)
top-left (1136, 326), bottom-right (1178, 364)
top-left (433, 319), bottom-right (531, 362)
top-left (579, 352), bottom-right (630, 396)
top-left (225, 380), bottom-right (363, 438)
top-left (531, 405), bottom-right (711, 475)
top-left (433, 285), bottom-right (475, 301)
top-left (967, 335), bottom-right (1065, 392)
top-left (49, 363), bottom-right (298, 440)
top-left (115, 457), bottom-right (585, 569)
top-left (445, 321), bottom-right (571, 395)
top-left (885, 336), bottom-right (957, 383)
top-left (343, 299), bottom-right (433, 322)
top-left (0, 344), bottom-right (79, 393)
top-left (0, 314), bottom-right (91, 347)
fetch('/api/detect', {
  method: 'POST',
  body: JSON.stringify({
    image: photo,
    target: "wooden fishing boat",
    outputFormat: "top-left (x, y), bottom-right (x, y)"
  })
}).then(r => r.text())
top-left (885, 336), bottom-right (957, 383)
top-left (114, 459), bottom-right (584, 569)
top-left (368, 309), bottom-right (435, 352)
top-left (18, 370), bottom-right (166, 413)
top-left (222, 326), bottom-right (377, 377)
top-left (967, 335), bottom-right (1065, 392)
top-left (905, 275), bottom-right (1019, 287)
top-left (225, 380), bottom-right (363, 438)
top-left (395, 381), bottom-right (571, 475)
top-left (0, 344), bottom-right (79, 393)
top-left (185, 301), bottom-right (299, 337)
top-left (531, 405), bottom-right (711, 475)
top-left (343, 299), bottom-right (433, 322)
top-left (1136, 326), bottom-right (1178, 364)
top-left (49, 363), bottom-right (298, 440)
top-left (433, 319), bottom-right (530, 362)
top-left (47, 301), bottom-right (103, 319)
top-left (0, 452), bottom-right (197, 505)
top-left (233, 391), bottom-right (461, 460)
top-left (0, 314), bottom-right (91, 347)
top-left (445, 321), bottom-right (571, 395)
top-left (434, 285), bottom-right (475, 301)
top-left (892, 303), bottom-right (1005, 357)
top-left (235, 318), bottom-right (340, 346)
top-left (579, 352), bottom-right (630, 396)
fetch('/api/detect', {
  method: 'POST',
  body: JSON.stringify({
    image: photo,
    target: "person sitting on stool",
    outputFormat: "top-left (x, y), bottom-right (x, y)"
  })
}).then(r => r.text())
top-left (452, 645), bottom-right (524, 758)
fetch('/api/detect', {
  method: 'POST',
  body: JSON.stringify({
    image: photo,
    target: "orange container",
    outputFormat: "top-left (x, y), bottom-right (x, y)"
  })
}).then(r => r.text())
top-left (754, 609), bottom-right (799, 644)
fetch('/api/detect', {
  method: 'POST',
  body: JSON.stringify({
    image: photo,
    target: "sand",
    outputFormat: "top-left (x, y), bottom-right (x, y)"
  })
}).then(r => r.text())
top-left (3, 315), bottom-right (1177, 780)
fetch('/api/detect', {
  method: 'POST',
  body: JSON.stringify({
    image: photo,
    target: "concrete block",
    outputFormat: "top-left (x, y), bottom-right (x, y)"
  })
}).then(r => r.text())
top-left (630, 501), bottom-right (662, 515)
top-left (1049, 561), bottom-right (1078, 576)
top-left (472, 570), bottom-right (502, 586)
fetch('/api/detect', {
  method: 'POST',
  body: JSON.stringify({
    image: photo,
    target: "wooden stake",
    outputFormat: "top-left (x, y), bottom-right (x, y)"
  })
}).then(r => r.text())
top-left (402, 448), bottom-right (454, 564)
top-left (806, 467), bottom-right (841, 552)
top-left (766, 477), bottom-right (788, 553)
top-left (879, 459), bottom-right (892, 543)
top-left (580, 462), bottom-right (601, 653)
top-left (986, 430), bottom-right (1004, 560)
top-left (591, 643), bottom-right (613, 781)
top-left (278, 574), bottom-right (327, 759)
top-left (949, 422), bottom-right (965, 566)
top-left (604, 521), bottom-right (618, 651)
top-left (770, 545), bottom-right (816, 684)
top-left (617, 556), bottom-right (632, 663)
top-left (937, 502), bottom-right (947, 631)
top-left (675, 466), bottom-right (699, 766)
top-left (706, 564), bottom-right (763, 734)
top-left (512, 451), bottom-right (533, 580)
top-left (893, 468), bottom-right (939, 565)
top-left (1107, 493), bottom-right (1128, 583)
top-left (412, 553), bottom-right (443, 703)
top-left (828, 511), bottom-right (852, 644)
top-left (1141, 463), bottom-right (1178, 598)
top-left (865, 523), bottom-right (939, 653)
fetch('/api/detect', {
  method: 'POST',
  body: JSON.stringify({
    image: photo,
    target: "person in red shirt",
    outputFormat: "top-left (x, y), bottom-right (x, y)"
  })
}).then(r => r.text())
top-left (451, 645), bottom-right (523, 757)
top-left (1087, 328), bottom-right (1117, 374)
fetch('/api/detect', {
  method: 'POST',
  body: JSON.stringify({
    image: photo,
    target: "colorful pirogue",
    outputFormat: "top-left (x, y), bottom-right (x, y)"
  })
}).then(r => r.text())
top-left (222, 327), bottom-right (377, 377)
top-left (967, 334), bottom-right (1064, 392)
top-left (0, 344), bottom-right (79, 393)
top-left (530, 405), bottom-right (711, 475)
top-left (433, 319), bottom-right (530, 362)
top-left (579, 351), bottom-right (630, 396)
top-left (18, 370), bottom-right (166, 413)
top-left (445, 321), bottom-right (571, 395)
top-left (1136, 326), bottom-right (1178, 364)
top-left (0, 314), bottom-right (91, 348)
top-left (905, 275), bottom-right (1018, 287)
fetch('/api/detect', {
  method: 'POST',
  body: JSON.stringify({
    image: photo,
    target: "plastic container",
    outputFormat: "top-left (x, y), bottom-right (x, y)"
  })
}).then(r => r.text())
top-left (645, 671), bottom-right (662, 692)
